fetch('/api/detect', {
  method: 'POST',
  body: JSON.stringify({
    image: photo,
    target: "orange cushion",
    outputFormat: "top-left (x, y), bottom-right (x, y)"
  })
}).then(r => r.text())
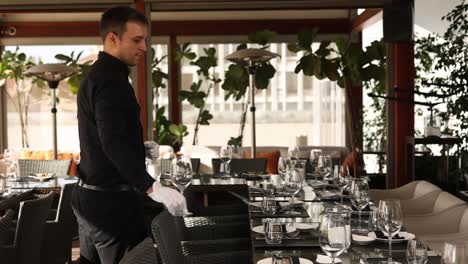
top-left (244, 150), bottom-right (281, 174)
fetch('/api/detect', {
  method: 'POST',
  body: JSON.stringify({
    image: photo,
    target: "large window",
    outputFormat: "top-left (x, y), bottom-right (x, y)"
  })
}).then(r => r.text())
top-left (4, 45), bottom-right (99, 151)
top-left (180, 42), bottom-right (346, 147)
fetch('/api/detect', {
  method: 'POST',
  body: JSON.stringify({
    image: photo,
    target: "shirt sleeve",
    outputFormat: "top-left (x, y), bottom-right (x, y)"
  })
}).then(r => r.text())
top-left (94, 79), bottom-right (154, 193)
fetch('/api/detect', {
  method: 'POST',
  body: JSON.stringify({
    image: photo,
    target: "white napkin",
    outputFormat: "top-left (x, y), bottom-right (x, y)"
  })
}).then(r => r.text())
top-left (303, 186), bottom-right (316, 200)
top-left (316, 254), bottom-right (342, 263)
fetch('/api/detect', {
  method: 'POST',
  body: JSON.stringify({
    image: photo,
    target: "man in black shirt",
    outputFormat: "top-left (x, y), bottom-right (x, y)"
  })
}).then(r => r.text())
top-left (72, 6), bottom-right (186, 264)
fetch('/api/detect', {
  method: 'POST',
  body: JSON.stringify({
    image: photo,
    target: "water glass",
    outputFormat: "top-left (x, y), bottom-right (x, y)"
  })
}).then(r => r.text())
top-left (288, 146), bottom-right (300, 160)
top-left (263, 219), bottom-right (283, 244)
top-left (262, 195), bottom-right (277, 215)
top-left (291, 159), bottom-right (306, 182)
top-left (406, 240), bottom-right (428, 264)
top-left (350, 179), bottom-right (370, 234)
top-left (283, 170), bottom-right (302, 215)
top-left (368, 210), bottom-right (379, 232)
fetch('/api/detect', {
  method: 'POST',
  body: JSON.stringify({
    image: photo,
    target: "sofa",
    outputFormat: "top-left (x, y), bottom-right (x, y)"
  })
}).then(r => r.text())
top-left (179, 145), bottom-right (349, 175)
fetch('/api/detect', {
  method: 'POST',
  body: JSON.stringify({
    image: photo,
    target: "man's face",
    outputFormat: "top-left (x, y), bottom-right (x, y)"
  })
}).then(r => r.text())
top-left (114, 21), bottom-right (147, 66)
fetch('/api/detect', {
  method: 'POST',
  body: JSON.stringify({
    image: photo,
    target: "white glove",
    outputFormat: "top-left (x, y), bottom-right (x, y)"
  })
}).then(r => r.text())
top-left (148, 181), bottom-right (187, 216)
top-left (144, 141), bottom-right (160, 159)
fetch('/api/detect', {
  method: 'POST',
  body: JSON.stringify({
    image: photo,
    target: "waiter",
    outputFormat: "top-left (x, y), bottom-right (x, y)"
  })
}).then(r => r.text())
top-left (72, 6), bottom-right (186, 264)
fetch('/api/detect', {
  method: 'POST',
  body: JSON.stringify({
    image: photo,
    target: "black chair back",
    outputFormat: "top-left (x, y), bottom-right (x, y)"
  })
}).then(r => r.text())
top-left (14, 192), bottom-right (54, 264)
top-left (190, 158), bottom-right (200, 175)
top-left (40, 183), bottom-right (76, 264)
top-left (212, 158), bottom-right (267, 175)
top-left (151, 210), bottom-right (186, 264)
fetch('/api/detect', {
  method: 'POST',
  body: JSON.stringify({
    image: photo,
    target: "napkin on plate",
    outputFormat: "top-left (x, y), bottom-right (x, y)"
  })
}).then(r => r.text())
top-left (316, 254), bottom-right (342, 263)
top-left (374, 230), bottom-right (404, 240)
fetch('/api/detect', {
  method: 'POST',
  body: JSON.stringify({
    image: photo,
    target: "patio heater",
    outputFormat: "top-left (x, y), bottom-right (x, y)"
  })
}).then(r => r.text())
top-left (226, 48), bottom-right (279, 159)
top-left (25, 64), bottom-right (78, 160)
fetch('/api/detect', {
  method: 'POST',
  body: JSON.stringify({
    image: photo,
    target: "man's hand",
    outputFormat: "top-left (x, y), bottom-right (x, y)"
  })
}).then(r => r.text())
top-left (148, 182), bottom-right (187, 216)
top-left (144, 141), bottom-right (159, 159)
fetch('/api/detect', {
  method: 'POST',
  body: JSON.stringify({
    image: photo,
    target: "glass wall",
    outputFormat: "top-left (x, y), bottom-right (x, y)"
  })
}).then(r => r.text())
top-left (4, 45), bottom-right (100, 151)
top-left (180, 42), bottom-right (346, 147)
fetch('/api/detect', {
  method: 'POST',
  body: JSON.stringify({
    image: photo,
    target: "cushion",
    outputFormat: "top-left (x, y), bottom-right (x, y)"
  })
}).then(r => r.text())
top-left (244, 151), bottom-right (281, 174)
top-left (0, 210), bottom-right (15, 246)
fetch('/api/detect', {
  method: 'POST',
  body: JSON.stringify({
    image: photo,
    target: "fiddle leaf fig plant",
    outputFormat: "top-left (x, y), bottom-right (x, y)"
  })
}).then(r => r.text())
top-left (178, 45), bottom-right (219, 145)
top-left (289, 29), bottom-right (386, 175)
top-left (55, 51), bottom-right (92, 94)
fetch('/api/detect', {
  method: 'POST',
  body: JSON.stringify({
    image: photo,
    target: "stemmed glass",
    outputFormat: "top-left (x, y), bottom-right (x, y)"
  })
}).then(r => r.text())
top-left (334, 165), bottom-right (350, 204)
top-left (309, 149), bottom-right (322, 184)
top-left (350, 178), bottom-right (370, 234)
top-left (283, 168), bottom-right (302, 215)
top-left (278, 157), bottom-right (290, 181)
top-left (406, 240), bottom-right (428, 264)
top-left (288, 146), bottom-right (300, 160)
top-left (319, 212), bottom-right (348, 264)
top-left (219, 146), bottom-right (233, 177)
top-left (171, 156), bottom-right (193, 216)
top-left (378, 199), bottom-right (403, 264)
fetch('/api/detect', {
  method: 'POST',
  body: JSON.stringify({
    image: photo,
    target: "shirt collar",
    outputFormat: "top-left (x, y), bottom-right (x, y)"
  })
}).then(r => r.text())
top-left (98, 51), bottom-right (130, 76)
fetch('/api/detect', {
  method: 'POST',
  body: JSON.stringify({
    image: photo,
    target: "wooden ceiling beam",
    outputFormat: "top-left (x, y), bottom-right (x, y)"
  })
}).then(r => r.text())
top-left (0, 18), bottom-right (350, 38)
top-left (351, 8), bottom-right (382, 33)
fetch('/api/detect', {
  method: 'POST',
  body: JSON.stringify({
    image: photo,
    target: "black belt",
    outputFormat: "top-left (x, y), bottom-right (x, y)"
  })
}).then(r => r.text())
top-left (77, 179), bottom-right (133, 192)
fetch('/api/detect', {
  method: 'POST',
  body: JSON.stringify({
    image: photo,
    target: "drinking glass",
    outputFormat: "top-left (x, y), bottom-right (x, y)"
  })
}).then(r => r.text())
top-left (378, 199), bottom-right (403, 264)
top-left (334, 165), bottom-right (350, 204)
top-left (219, 146), bottom-right (233, 177)
top-left (171, 156), bottom-right (193, 216)
top-left (319, 213), bottom-right (348, 264)
top-left (442, 241), bottom-right (467, 264)
top-left (278, 156), bottom-right (290, 181)
top-left (283, 169), bottom-right (302, 215)
top-left (325, 207), bottom-right (352, 250)
top-left (350, 179), bottom-right (370, 234)
top-left (406, 240), bottom-right (428, 264)
top-left (288, 146), bottom-right (300, 160)
top-left (309, 149), bottom-right (323, 184)
top-left (263, 219), bottom-right (283, 244)
top-left (262, 194), bottom-right (277, 215)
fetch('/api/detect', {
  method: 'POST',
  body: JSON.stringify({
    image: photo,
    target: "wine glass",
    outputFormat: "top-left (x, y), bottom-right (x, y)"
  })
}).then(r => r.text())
top-left (278, 156), bottom-right (290, 181)
top-left (283, 168), bottom-right (302, 215)
top-left (309, 149), bottom-right (323, 184)
top-left (319, 212), bottom-right (348, 264)
top-left (171, 156), bottom-right (193, 216)
top-left (288, 146), bottom-right (300, 160)
top-left (350, 178), bottom-right (370, 234)
top-left (378, 199), bottom-right (403, 264)
top-left (219, 146), bottom-right (233, 177)
top-left (334, 165), bottom-right (350, 204)
top-left (406, 240), bottom-right (428, 264)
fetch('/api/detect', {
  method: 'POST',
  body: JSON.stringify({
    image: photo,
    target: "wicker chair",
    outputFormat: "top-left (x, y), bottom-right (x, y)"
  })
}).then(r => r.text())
top-left (119, 237), bottom-right (159, 264)
top-left (151, 210), bottom-right (252, 264)
top-left (18, 159), bottom-right (71, 177)
top-left (40, 183), bottom-right (76, 264)
top-left (0, 192), bottom-right (55, 264)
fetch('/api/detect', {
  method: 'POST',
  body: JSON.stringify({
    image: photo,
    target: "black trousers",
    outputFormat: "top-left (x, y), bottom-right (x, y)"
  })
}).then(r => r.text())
top-left (71, 186), bottom-right (147, 264)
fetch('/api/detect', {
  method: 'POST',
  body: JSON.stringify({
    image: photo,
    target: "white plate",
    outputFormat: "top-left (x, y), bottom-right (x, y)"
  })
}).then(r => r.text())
top-left (257, 257), bottom-right (313, 264)
top-left (294, 223), bottom-right (319, 230)
top-left (31, 173), bottom-right (55, 181)
top-left (251, 224), bottom-right (297, 234)
top-left (279, 200), bottom-right (304, 207)
top-left (368, 231), bottom-right (415, 243)
top-left (352, 234), bottom-right (376, 245)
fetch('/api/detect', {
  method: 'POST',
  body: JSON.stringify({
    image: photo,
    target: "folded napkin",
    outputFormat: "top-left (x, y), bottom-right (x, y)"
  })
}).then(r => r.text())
top-left (374, 230), bottom-right (404, 240)
top-left (316, 254), bottom-right (342, 263)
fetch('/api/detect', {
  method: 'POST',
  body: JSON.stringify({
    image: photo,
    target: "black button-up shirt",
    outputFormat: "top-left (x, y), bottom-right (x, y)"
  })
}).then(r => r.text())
top-left (77, 51), bottom-right (154, 193)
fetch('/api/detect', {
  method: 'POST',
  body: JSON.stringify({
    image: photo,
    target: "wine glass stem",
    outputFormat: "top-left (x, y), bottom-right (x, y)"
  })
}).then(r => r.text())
top-left (388, 235), bottom-right (393, 261)
top-left (340, 188), bottom-right (344, 204)
top-left (331, 256), bottom-right (335, 264)
top-left (358, 209), bottom-right (362, 230)
top-left (291, 194), bottom-right (295, 215)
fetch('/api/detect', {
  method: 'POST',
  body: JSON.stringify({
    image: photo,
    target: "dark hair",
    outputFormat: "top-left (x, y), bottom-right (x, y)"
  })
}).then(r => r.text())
top-left (100, 6), bottom-right (148, 41)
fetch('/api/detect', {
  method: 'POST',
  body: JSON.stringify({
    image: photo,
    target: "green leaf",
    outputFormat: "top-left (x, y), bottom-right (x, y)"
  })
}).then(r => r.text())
top-left (237, 43), bottom-right (247, 50)
top-left (287, 43), bottom-right (302, 53)
top-left (248, 30), bottom-right (277, 46)
top-left (298, 28), bottom-right (318, 51)
top-left (199, 110), bottom-right (213, 125)
top-left (55, 54), bottom-right (71, 62)
top-left (17, 53), bottom-right (26, 62)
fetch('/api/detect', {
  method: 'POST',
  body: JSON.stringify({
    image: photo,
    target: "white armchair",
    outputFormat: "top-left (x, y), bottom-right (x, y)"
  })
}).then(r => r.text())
top-left (401, 191), bottom-right (465, 216)
top-left (369, 180), bottom-right (441, 202)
